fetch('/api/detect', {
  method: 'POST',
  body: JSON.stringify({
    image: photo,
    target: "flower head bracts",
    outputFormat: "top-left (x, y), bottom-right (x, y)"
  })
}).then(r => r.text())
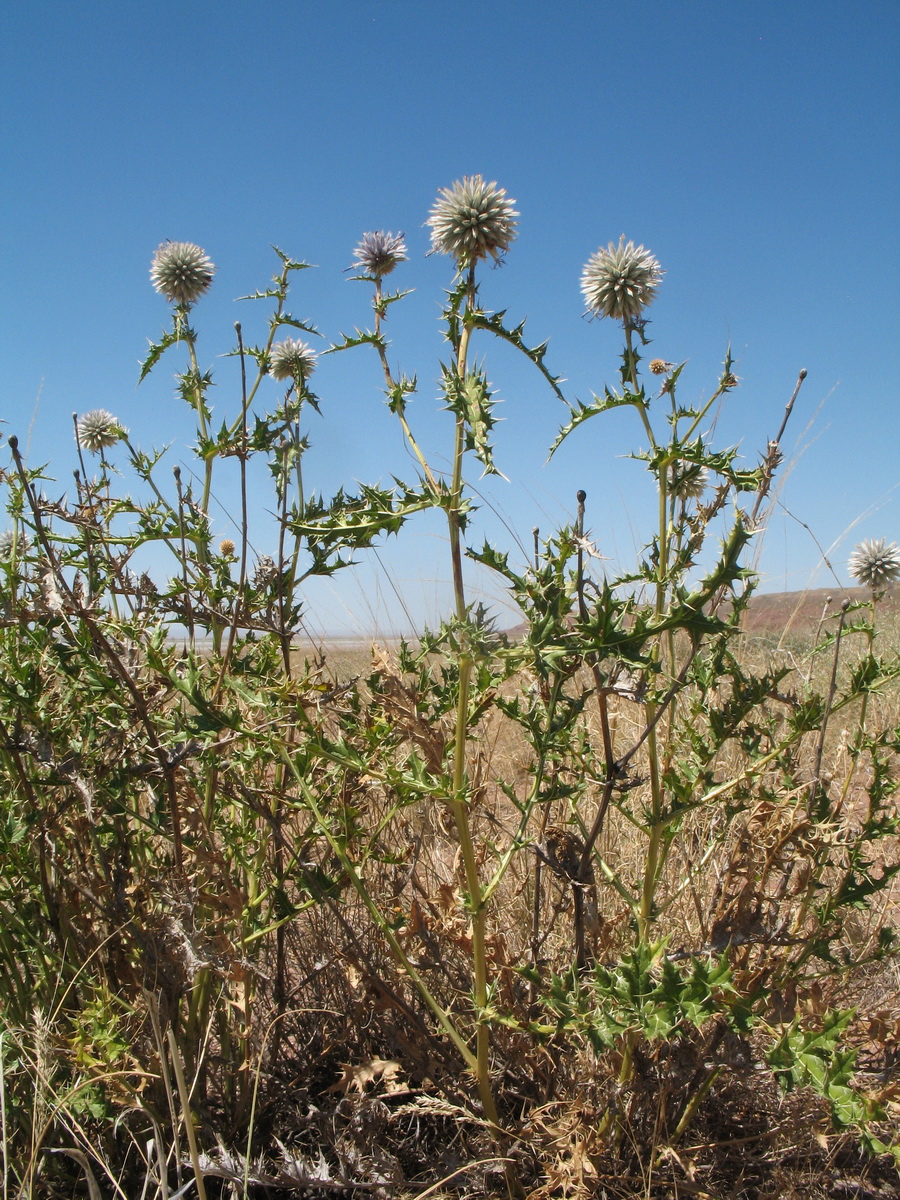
top-left (77, 410), bottom-right (126, 453)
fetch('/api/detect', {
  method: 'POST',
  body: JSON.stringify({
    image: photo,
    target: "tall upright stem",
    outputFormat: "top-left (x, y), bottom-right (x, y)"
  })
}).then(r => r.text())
top-left (622, 323), bottom-right (666, 940)
top-left (444, 264), bottom-right (502, 1136)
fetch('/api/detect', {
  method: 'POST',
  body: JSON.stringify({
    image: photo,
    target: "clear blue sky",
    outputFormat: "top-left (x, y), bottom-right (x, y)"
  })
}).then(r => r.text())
top-left (2, 1), bottom-right (898, 637)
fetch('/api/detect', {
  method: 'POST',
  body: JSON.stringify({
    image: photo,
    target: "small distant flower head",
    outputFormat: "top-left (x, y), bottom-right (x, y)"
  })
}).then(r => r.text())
top-left (219, 538), bottom-right (236, 557)
top-left (77, 409), bottom-right (126, 453)
top-left (427, 175), bottom-right (518, 267)
top-left (848, 538), bottom-right (900, 590)
top-left (581, 236), bottom-right (663, 322)
top-left (269, 338), bottom-right (318, 383)
top-left (253, 554), bottom-right (277, 589)
top-left (41, 570), bottom-right (65, 614)
top-left (649, 358), bottom-right (672, 375)
top-left (150, 241), bottom-right (215, 306)
top-left (0, 530), bottom-right (27, 559)
top-left (668, 462), bottom-right (709, 500)
top-left (352, 231), bottom-right (408, 279)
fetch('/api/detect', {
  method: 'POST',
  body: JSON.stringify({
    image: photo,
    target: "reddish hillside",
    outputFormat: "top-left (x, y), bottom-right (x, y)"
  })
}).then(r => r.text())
top-left (741, 584), bottom-right (900, 636)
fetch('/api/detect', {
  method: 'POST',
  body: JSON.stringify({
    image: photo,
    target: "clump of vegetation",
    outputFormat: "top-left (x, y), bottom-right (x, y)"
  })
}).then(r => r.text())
top-left (1, 179), bottom-right (898, 1199)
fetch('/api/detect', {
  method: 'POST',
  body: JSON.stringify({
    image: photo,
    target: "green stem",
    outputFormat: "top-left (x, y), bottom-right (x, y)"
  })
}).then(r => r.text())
top-left (373, 279), bottom-right (439, 493)
top-left (167, 1028), bottom-right (209, 1200)
top-left (623, 323), bottom-right (667, 943)
top-left (442, 263), bottom-right (506, 1144)
top-left (278, 749), bottom-right (477, 1071)
top-left (185, 333), bottom-right (213, 520)
top-left (838, 591), bottom-right (876, 805)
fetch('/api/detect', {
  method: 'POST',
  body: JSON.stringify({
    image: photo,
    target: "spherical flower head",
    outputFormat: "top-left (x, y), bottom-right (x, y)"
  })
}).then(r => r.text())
top-left (219, 538), bottom-right (236, 557)
top-left (77, 409), bottom-right (126, 453)
top-left (269, 338), bottom-right (317, 383)
top-left (581, 236), bottom-right (664, 322)
top-left (352, 231), bottom-right (408, 279)
top-left (150, 241), bottom-right (215, 306)
top-left (668, 462), bottom-right (709, 500)
top-left (427, 175), bottom-right (518, 268)
top-left (848, 538), bottom-right (900, 590)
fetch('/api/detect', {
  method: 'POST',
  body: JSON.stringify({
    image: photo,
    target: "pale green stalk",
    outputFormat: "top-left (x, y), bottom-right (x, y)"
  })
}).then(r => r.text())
top-left (372, 278), bottom-right (438, 493)
top-left (1, 1030), bottom-right (7, 1200)
top-left (276, 747), bottom-right (477, 1070)
top-left (623, 323), bottom-right (667, 941)
top-left (166, 1028), bottom-right (209, 1200)
top-left (443, 264), bottom-right (504, 1136)
top-left (838, 590), bottom-right (877, 805)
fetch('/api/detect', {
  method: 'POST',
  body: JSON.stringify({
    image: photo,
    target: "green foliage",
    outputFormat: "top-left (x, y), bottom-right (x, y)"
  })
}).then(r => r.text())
top-left (0, 229), bottom-right (896, 1198)
top-left (544, 944), bottom-right (748, 1050)
top-left (768, 1011), bottom-right (897, 1157)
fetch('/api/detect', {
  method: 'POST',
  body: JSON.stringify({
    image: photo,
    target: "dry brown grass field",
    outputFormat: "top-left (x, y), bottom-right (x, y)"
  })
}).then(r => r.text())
top-left (248, 588), bottom-right (900, 1200)
top-left (4, 570), bottom-right (900, 1200)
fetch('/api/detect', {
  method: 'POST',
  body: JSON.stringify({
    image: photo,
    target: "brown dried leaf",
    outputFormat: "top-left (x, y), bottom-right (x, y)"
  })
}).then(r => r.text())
top-left (325, 1056), bottom-right (406, 1096)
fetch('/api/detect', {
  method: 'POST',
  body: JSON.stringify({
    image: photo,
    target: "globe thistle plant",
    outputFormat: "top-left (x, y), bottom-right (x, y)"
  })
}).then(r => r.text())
top-left (77, 409), bottom-right (126, 453)
top-left (269, 338), bottom-right (318, 383)
top-left (219, 538), bottom-right (236, 557)
top-left (427, 175), bottom-right (518, 268)
top-left (581, 236), bottom-right (664, 323)
top-left (351, 231), bottom-right (408, 279)
top-left (848, 538), bottom-right (900, 591)
top-left (150, 241), bottom-right (215, 306)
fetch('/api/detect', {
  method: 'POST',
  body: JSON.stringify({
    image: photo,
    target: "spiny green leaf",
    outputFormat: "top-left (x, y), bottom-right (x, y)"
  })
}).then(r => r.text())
top-left (139, 327), bottom-right (182, 382)
top-left (467, 307), bottom-right (565, 401)
top-left (549, 388), bottom-right (645, 458)
top-left (328, 329), bottom-right (386, 354)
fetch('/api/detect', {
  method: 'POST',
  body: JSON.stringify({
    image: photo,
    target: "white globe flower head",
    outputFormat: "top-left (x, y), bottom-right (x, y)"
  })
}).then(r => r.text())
top-left (581, 236), bottom-right (664, 323)
top-left (269, 338), bottom-right (317, 383)
top-left (150, 241), bottom-right (215, 306)
top-left (77, 409), bottom-right (127, 453)
top-left (352, 231), bottom-right (408, 279)
top-left (668, 462), bottom-right (709, 501)
top-left (427, 175), bottom-right (518, 268)
top-left (848, 538), bottom-right (900, 590)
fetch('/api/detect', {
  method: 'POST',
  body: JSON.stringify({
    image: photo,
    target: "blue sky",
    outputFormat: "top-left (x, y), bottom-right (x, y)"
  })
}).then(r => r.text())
top-left (2, 1), bottom-right (898, 637)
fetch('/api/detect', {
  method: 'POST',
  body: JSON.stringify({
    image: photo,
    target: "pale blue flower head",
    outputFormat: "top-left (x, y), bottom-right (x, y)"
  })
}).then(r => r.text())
top-left (77, 409), bottom-right (126, 453)
top-left (352, 231), bottom-right (408, 279)
top-left (269, 338), bottom-right (317, 382)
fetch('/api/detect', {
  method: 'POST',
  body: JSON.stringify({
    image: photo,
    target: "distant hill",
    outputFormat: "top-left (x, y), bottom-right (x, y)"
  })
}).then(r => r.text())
top-left (741, 585), bottom-right (899, 635)
top-left (501, 585), bottom-right (900, 645)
